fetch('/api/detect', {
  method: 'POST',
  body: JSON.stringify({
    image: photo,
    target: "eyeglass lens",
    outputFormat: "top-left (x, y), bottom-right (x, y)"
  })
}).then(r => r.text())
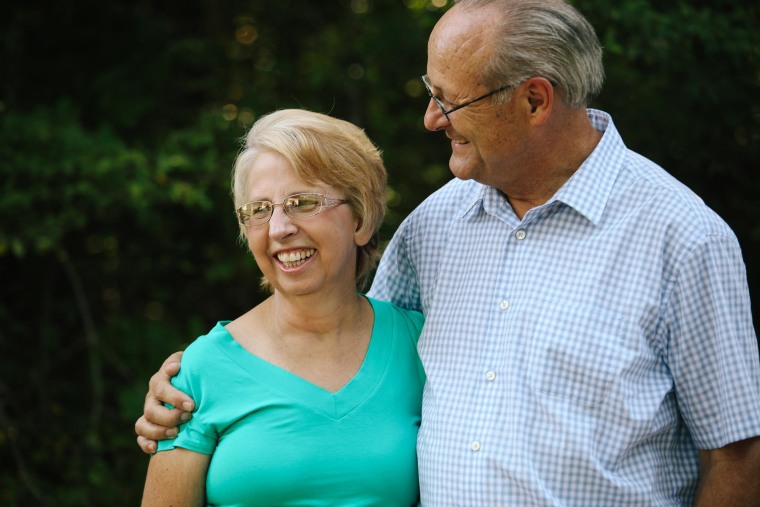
top-left (237, 193), bottom-right (335, 226)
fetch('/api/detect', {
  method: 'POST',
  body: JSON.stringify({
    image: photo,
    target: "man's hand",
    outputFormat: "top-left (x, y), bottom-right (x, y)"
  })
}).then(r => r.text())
top-left (134, 351), bottom-right (195, 454)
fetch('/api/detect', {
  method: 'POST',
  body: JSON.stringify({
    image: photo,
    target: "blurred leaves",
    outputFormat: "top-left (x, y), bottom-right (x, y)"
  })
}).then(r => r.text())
top-left (582, 0), bottom-right (760, 252)
top-left (1, 0), bottom-right (758, 504)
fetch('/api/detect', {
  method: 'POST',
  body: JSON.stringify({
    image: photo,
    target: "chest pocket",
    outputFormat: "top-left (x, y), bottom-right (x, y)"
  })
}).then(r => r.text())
top-left (526, 302), bottom-right (637, 406)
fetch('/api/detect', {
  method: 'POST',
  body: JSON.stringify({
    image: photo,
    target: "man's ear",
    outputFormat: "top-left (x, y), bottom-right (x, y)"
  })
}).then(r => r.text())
top-left (523, 77), bottom-right (554, 123)
top-left (528, 96), bottom-right (541, 112)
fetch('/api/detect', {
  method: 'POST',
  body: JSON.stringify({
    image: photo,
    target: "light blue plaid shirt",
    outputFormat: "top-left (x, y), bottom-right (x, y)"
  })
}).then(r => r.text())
top-left (369, 109), bottom-right (760, 506)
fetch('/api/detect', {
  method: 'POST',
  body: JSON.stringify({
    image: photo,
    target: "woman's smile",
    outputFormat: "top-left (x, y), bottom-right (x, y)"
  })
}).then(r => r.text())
top-left (275, 248), bottom-right (316, 269)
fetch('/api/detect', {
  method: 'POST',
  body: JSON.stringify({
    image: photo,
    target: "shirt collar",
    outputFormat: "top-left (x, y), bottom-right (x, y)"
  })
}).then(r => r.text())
top-left (457, 109), bottom-right (627, 225)
top-left (550, 109), bottom-right (627, 225)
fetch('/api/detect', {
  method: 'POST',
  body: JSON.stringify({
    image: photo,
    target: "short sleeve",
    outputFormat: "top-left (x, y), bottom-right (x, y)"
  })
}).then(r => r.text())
top-left (155, 337), bottom-right (220, 455)
top-left (667, 235), bottom-right (760, 448)
top-left (369, 219), bottom-right (423, 313)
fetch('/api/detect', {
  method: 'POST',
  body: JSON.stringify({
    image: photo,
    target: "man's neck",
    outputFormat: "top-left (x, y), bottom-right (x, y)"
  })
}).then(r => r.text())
top-left (504, 109), bottom-right (602, 220)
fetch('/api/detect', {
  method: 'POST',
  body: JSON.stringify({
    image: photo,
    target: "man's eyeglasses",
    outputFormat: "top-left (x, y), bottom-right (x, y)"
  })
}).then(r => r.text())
top-left (235, 192), bottom-right (348, 227)
top-left (421, 74), bottom-right (522, 120)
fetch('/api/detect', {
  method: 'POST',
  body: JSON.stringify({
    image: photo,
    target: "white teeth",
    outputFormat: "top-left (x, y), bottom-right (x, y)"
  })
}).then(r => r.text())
top-left (277, 248), bottom-right (315, 268)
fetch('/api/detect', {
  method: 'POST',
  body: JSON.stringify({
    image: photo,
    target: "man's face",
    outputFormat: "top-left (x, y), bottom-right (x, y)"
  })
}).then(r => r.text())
top-left (423, 4), bottom-right (530, 191)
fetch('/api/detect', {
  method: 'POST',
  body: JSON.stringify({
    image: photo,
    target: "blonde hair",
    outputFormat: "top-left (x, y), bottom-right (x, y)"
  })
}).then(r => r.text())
top-left (232, 109), bottom-right (387, 291)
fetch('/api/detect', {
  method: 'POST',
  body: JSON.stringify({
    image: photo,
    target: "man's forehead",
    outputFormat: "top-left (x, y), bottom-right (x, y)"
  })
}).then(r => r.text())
top-left (428, 6), bottom-right (499, 85)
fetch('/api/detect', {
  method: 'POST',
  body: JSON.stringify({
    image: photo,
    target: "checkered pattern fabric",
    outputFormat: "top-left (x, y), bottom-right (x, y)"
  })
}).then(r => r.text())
top-left (369, 109), bottom-right (760, 506)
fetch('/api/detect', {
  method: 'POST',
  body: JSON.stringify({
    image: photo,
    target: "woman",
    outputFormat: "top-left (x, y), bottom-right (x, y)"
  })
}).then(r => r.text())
top-left (141, 109), bottom-right (425, 506)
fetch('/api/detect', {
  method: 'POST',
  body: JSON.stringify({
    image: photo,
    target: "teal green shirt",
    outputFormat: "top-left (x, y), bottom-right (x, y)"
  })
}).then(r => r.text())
top-left (157, 297), bottom-right (425, 506)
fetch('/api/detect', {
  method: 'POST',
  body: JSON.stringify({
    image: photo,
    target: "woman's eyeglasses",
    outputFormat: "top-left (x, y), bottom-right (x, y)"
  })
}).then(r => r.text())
top-left (235, 192), bottom-right (348, 227)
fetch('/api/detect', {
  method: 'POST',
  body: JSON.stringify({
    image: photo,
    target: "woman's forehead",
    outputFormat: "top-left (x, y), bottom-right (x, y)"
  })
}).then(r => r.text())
top-left (246, 158), bottom-right (335, 199)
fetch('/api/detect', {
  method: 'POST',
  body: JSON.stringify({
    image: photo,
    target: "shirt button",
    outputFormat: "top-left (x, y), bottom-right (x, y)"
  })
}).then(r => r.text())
top-left (485, 371), bottom-right (496, 381)
top-left (499, 300), bottom-right (509, 310)
top-left (515, 230), bottom-right (526, 240)
top-left (471, 441), bottom-right (481, 452)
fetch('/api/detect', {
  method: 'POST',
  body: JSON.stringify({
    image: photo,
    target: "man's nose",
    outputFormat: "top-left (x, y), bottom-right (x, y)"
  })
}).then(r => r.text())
top-left (423, 99), bottom-right (450, 131)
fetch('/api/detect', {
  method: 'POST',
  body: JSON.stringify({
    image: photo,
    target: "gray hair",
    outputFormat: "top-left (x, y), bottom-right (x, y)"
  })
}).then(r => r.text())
top-left (454, 0), bottom-right (604, 108)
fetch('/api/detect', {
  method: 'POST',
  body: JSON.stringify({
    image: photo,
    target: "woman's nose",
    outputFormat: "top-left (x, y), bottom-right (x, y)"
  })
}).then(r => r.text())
top-left (267, 206), bottom-right (297, 238)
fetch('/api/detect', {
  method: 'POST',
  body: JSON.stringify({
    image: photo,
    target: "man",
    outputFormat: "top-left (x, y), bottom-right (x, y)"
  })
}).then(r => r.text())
top-left (136, 0), bottom-right (760, 504)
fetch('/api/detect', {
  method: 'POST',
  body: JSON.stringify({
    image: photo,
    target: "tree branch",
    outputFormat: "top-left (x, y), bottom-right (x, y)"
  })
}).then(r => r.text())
top-left (58, 249), bottom-right (103, 449)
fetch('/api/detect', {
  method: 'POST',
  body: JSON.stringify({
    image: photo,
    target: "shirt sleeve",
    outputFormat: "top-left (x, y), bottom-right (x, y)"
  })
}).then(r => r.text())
top-left (667, 234), bottom-right (760, 449)
top-left (156, 339), bottom-right (219, 455)
top-left (392, 304), bottom-right (426, 384)
top-left (369, 218), bottom-right (424, 313)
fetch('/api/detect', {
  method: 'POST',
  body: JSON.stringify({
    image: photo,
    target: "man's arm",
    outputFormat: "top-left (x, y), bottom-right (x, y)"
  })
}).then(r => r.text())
top-left (667, 236), bottom-right (760, 505)
top-left (135, 351), bottom-right (195, 454)
top-left (141, 447), bottom-right (210, 506)
top-left (695, 436), bottom-right (760, 506)
top-left (367, 217), bottom-right (422, 312)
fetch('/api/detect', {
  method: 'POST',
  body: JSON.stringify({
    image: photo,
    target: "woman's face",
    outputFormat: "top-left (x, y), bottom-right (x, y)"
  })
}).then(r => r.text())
top-left (243, 151), bottom-right (370, 298)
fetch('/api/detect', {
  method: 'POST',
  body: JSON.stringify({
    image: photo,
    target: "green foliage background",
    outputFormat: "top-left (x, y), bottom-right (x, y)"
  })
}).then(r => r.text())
top-left (1, 0), bottom-right (757, 504)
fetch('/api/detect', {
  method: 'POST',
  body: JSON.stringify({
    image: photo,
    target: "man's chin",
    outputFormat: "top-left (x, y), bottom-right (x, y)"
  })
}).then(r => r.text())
top-left (449, 155), bottom-right (477, 181)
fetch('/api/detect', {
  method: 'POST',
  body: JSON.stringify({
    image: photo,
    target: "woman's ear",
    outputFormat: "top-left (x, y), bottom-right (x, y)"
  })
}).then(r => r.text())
top-left (353, 218), bottom-right (373, 247)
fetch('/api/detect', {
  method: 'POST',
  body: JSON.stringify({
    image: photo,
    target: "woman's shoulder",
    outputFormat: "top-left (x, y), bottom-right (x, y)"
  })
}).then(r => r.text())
top-left (364, 296), bottom-right (424, 335)
top-left (181, 321), bottom-right (235, 365)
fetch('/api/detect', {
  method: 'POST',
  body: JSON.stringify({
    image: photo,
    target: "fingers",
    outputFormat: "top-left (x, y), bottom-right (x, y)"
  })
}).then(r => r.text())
top-left (144, 389), bottom-right (192, 425)
top-left (161, 351), bottom-right (184, 376)
top-left (135, 415), bottom-right (167, 455)
top-left (136, 434), bottom-right (157, 455)
top-left (136, 350), bottom-right (194, 454)
top-left (134, 413), bottom-right (180, 452)
top-left (148, 353), bottom-right (194, 414)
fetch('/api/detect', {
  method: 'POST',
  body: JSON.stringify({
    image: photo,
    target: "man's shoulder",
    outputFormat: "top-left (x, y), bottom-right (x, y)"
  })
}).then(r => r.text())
top-left (624, 151), bottom-right (734, 237)
top-left (407, 178), bottom-right (482, 221)
top-left (426, 177), bottom-right (481, 201)
top-left (607, 151), bottom-right (740, 270)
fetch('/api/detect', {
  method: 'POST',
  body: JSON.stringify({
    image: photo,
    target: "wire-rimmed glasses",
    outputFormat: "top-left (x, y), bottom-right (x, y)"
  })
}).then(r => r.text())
top-left (421, 74), bottom-right (522, 120)
top-left (235, 192), bottom-right (348, 227)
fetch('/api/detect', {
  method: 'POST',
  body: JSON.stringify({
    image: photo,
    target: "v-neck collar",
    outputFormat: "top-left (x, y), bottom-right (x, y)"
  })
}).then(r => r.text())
top-left (215, 296), bottom-right (391, 420)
